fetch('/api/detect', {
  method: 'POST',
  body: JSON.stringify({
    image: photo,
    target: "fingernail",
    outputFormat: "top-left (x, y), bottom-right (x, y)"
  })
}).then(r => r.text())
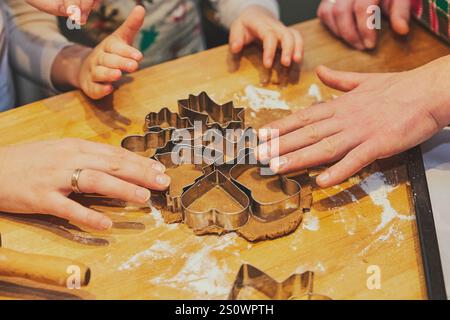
top-left (257, 143), bottom-right (271, 162)
top-left (355, 43), bottom-right (365, 51)
top-left (127, 61), bottom-right (135, 70)
top-left (283, 55), bottom-right (291, 66)
top-left (136, 188), bottom-right (151, 202)
top-left (363, 39), bottom-right (375, 49)
top-left (156, 174), bottom-right (171, 187)
top-left (133, 52), bottom-right (143, 60)
top-left (317, 172), bottom-right (330, 185)
top-left (270, 157), bottom-right (288, 173)
top-left (259, 129), bottom-right (269, 142)
top-left (100, 218), bottom-right (113, 230)
top-left (259, 128), bottom-right (278, 142)
top-left (152, 162), bottom-right (166, 173)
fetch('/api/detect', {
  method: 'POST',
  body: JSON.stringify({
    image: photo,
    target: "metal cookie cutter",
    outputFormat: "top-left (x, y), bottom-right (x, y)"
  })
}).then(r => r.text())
top-left (121, 129), bottom-right (193, 157)
top-left (230, 150), bottom-right (301, 222)
top-left (144, 107), bottom-right (193, 132)
top-left (178, 92), bottom-right (245, 129)
top-left (202, 127), bottom-right (258, 163)
top-left (120, 93), bottom-right (311, 239)
top-left (228, 264), bottom-right (332, 300)
top-left (180, 170), bottom-right (250, 232)
top-left (155, 145), bottom-right (221, 213)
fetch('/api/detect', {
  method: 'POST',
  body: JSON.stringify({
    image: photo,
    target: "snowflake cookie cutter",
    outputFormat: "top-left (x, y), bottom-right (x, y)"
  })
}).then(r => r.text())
top-left (228, 264), bottom-right (332, 300)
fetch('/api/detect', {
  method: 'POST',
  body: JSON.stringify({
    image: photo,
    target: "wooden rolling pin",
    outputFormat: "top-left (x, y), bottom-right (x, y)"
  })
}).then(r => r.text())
top-left (0, 234), bottom-right (90, 287)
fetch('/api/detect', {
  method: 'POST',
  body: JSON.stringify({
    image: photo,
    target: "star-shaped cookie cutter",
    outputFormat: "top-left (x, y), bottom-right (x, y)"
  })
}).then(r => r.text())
top-left (228, 264), bottom-right (332, 300)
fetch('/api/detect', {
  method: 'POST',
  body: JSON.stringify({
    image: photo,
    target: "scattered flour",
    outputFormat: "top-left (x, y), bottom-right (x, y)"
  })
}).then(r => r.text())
top-left (295, 261), bottom-right (326, 274)
top-left (149, 233), bottom-right (238, 299)
top-left (302, 211), bottom-right (320, 231)
top-left (308, 84), bottom-right (323, 102)
top-left (359, 172), bottom-right (415, 233)
top-left (149, 203), bottom-right (164, 227)
top-left (118, 240), bottom-right (177, 271)
top-left (242, 85), bottom-right (290, 111)
top-left (149, 204), bottom-right (177, 230)
top-left (359, 224), bottom-right (405, 256)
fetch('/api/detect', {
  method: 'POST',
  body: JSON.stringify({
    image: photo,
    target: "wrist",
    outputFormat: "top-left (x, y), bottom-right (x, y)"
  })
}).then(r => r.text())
top-left (51, 45), bottom-right (92, 91)
top-left (423, 55), bottom-right (450, 127)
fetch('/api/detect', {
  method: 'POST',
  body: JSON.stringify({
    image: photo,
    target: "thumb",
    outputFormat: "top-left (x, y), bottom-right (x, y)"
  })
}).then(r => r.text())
top-left (390, 0), bottom-right (411, 35)
top-left (115, 6), bottom-right (146, 45)
top-left (316, 65), bottom-right (372, 92)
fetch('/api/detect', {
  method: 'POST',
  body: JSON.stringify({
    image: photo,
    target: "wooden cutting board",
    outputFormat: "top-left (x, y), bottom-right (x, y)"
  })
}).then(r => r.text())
top-left (0, 19), bottom-right (448, 300)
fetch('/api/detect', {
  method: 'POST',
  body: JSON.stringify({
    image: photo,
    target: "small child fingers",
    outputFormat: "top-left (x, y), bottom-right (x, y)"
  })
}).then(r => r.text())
top-left (98, 52), bottom-right (139, 72)
top-left (104, 39), bottom-right (143, 61)
top-left (91, 66), bottom-right (122, 82)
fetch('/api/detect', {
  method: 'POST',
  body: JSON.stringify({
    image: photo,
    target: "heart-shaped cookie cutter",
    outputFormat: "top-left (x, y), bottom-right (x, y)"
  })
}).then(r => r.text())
top-left (229, 264), bottom-right (332, 300)
top-left (181, 169), bottom-right (251, 232)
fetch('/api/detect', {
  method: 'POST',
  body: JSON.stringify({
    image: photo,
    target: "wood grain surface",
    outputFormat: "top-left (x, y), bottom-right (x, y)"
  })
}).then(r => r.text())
top-left (0, 19), bottom-right (449, 300)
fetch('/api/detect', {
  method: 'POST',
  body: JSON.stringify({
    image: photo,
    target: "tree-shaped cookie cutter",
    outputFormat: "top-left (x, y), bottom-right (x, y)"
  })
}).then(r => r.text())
top-left (178, 92), bottom-right (245, 130)
top-left (228, 264), bottom-right (332, 300)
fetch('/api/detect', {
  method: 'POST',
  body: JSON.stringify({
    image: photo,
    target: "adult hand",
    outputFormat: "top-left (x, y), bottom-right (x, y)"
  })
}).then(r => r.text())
top-left (317, 0), bottom-right (411, 50)
top-left (0, 139), bottom-right (170, 230)
top-left (256, 56), bottom-right (450, 187)
top-left (25, 0), bottom-right (101, 24)
top-left (78, 5), bottom-right (145, 99)
top-left (229, 5), bottom-right (303, 68)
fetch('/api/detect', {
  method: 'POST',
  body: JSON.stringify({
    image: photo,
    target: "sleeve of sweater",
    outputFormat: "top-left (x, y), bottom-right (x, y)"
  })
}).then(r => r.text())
top-left (2, 0), bottom-right (73, 90)
top-left (210, 0), bottom-right (280, 29)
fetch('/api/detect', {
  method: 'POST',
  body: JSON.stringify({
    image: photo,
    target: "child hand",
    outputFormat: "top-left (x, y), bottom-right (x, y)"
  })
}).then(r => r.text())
top-left (229, 5), bottom-right (303, 68)
top-left (26, 0), bottom-right (101, 24)
top-left (78, 6), bottom-right (145, 100)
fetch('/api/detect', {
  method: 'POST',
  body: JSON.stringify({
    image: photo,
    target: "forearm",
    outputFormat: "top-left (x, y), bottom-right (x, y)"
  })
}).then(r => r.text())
top-left (3, 0), bottom-right (73, 89)
top-left (51, 45), bottom-right (92, 91)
